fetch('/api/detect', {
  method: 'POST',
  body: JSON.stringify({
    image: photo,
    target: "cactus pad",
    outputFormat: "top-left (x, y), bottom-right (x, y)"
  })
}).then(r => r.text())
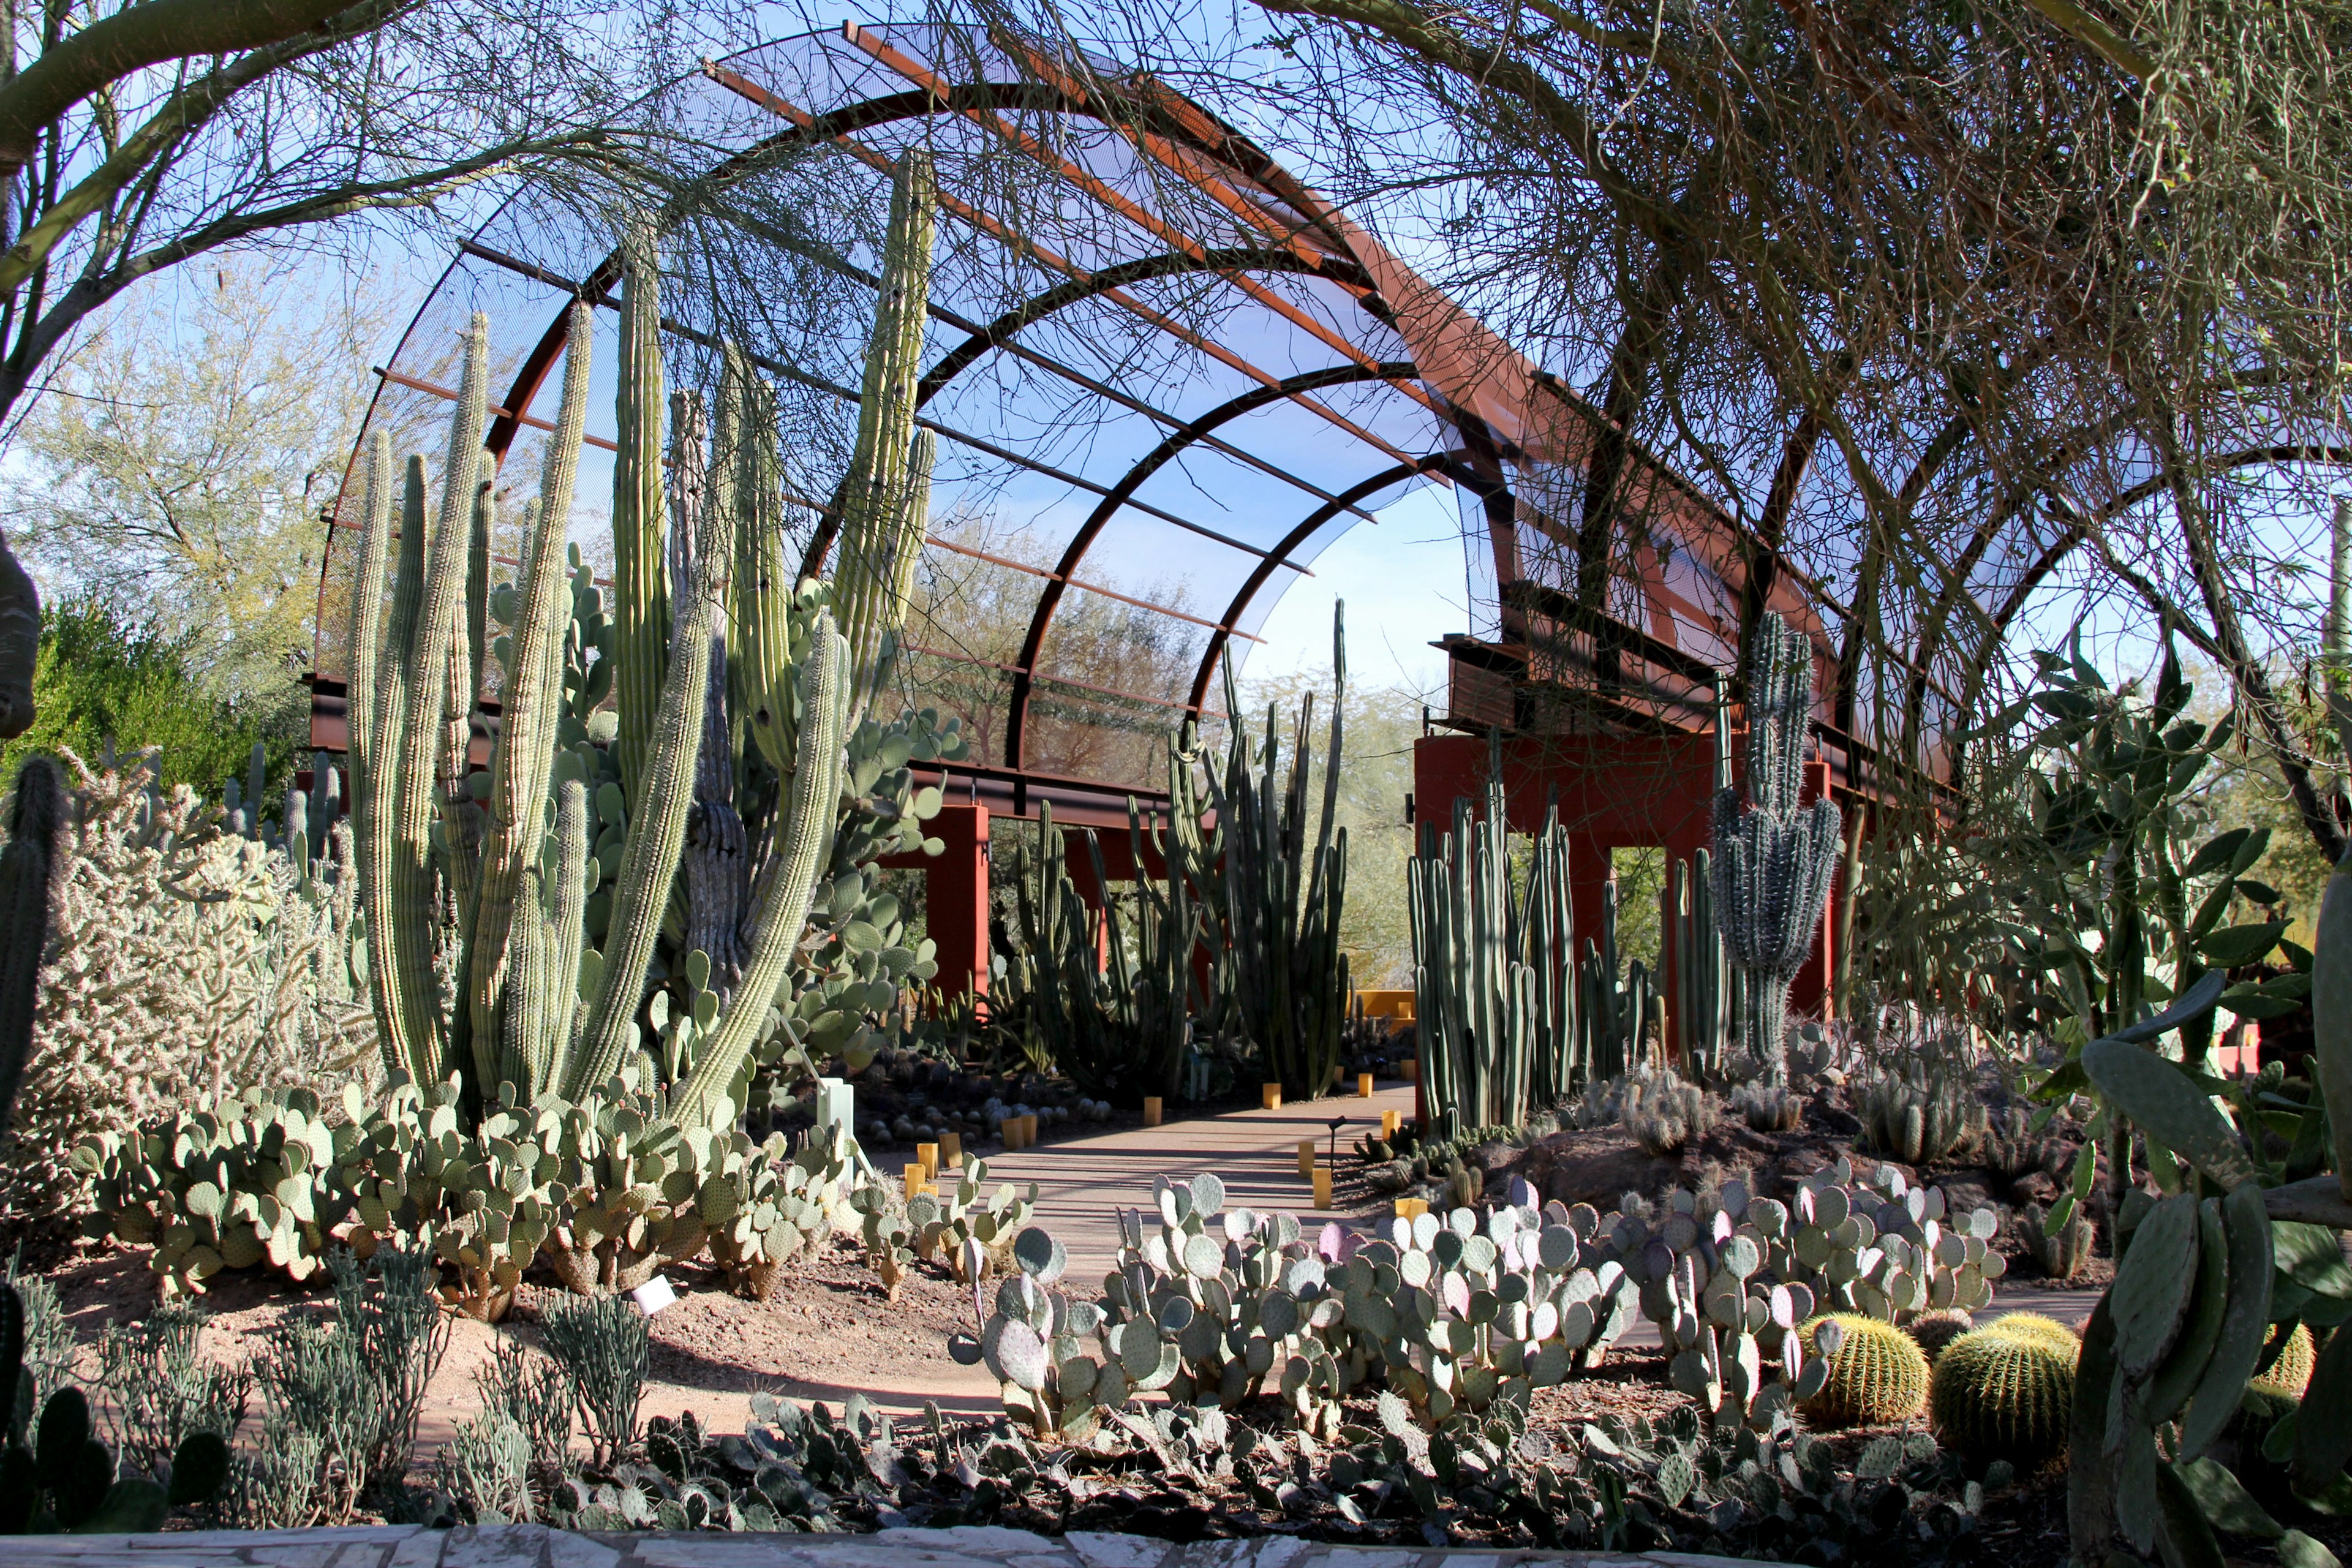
top-left (1798, 1312), bottom-right (1929, 1427)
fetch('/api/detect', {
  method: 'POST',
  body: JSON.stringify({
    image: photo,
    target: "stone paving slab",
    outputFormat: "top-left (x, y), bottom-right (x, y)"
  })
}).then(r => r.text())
top-left (988, 1086), bottom-right (1423, 1279)
top-left (0, 1525), bottom-right (1776, 1568)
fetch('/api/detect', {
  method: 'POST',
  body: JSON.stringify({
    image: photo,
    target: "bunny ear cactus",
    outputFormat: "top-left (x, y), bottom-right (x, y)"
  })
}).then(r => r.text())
top-left (1710, 614), bottom-right (1839, 1077)
top-left (72, 1087), bottom-right (351, 1300)
top-left (703, 1125), bottom-right (849, 1300)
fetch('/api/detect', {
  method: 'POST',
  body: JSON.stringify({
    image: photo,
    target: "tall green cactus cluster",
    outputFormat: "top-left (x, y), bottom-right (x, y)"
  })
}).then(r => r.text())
top-left (1006, 796), bottom-right (1202, 1106)
top-left (1408, 768), bottom-right (1574, 1131)
top-left (1577, 875), bottom-right (1657, 1078)
top-left (1192, 606), bottom-right (1351, 1099)
top-left (1711, 614), bottom-right (1840, 1075)
top-left (1666, 850), bottom-right (1738, 1072)
top-left (342, 149), bottom-right (952, 1133)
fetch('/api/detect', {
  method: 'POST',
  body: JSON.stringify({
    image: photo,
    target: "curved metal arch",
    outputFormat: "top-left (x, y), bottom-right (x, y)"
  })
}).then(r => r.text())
top-left (1936, 442), bottom-right (2352, 779)
top-left (913, 244), bottom-right (1328, 409)
top-left (1006, 360), bottom-right (1419, 769)
top-left (1186, 453), bottom-right (1455, 714)
top-left (797, 240), bottom-right (1355, 581)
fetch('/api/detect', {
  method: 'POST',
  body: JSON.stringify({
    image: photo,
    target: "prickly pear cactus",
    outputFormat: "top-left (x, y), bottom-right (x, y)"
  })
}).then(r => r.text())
top-left (907, 1159), bottom-right (1036, 1283)
top-left (535, 1063), bottom-right (713, 1294)
top-left (2255, 1322), bottom-right (2316, 1396)
top-left (952, 1224), bottom-right (1131, 1440)
top-left (1771, 1158), bottom-right (2002, 1320)
top-left (1608, 1179), bottom-right (1825, 1430)
top-left (72, 1086), bottom-right (351, 1298)
top-left (334, 1076), bottom-right (557, 1320)
top-left (1929, 1324), bottom-right (2074, 1464)
top-left (851, 1180), bottom-right (917, 1300)
top-left (705, 1124), bottom-right (853, 1300)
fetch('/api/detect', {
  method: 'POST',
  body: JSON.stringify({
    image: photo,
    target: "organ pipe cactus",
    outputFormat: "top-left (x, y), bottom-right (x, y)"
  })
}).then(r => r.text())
top-left (1200, 606), bottom-right (1351, 1100)
top-left (1409, 737), bottom-right (1578, 1130)
top-left (1711, 614), bottom-right (1840, 1076)
top-left (1667, 851), bottom-right (1737, 1074)
top-left (342, 151), bottom-right (945, 1138)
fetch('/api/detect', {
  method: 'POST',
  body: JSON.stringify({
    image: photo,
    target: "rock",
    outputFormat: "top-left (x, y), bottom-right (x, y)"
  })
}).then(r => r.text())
top-left (1467, 1140), bottom-right (1520, 1175)
top-left (2009, 1170), bottom-right (2061, 1207)
top-left (1935, 1172), bottom-right (2000, 1218)
top-left (1366, 1160), bottom-right (1413, 1193)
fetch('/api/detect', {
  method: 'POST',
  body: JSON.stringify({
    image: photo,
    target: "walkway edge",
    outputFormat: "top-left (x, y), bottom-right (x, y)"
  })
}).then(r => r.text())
top-left (0, 1521), bottom-right (1793, 1567)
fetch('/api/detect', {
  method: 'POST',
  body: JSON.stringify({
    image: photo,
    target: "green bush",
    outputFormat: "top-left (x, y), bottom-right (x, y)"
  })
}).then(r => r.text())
top-left (0, 597), bottom-right (301, 801)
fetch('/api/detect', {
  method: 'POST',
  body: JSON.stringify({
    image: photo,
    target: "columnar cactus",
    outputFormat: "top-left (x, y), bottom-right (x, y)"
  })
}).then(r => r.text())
top-left (0, 756), bottom-right (61, 1131)
top-left (341, 150), bottom-right (952, 1141)
top-left (1711, 614), bottom-right (1840, 1075)
top-left (1196, 605), bottom-right (1352, 1101)
top-left (1408, 742), bottom-right (1580, 1128)
top-left (1667, 850), bottom-right (1735, 1073)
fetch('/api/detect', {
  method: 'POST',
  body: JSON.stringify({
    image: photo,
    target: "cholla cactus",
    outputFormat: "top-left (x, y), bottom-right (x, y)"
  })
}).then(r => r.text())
top-left (11, 752), bottom-right (374, 1227)
top-left (1619, 1067), bottom-right (1714, 1156)
top-left (1711, 615), bottom-right (1840, 1077)
top-left (1855, 1061), bottom-right (1988, 1166)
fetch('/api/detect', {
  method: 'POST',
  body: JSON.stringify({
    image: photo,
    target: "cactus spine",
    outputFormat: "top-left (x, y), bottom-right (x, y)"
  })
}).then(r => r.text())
top-left (1711, 614), bottom-right (1840, 1074)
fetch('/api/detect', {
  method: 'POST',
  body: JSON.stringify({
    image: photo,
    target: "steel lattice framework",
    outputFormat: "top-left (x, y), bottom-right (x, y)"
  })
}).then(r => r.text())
top-left (312, 21), bottom-right (2038, 823)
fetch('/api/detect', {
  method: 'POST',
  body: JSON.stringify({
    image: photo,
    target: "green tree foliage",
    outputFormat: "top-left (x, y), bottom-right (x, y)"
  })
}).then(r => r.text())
top-left (7, 263), bottom-right (388, 709)
top-left (0, 597), bottom-right (301, 799)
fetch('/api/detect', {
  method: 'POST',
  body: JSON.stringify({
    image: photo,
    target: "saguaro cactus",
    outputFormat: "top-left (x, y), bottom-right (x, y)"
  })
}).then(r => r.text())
top-left (1711, 614), bottom-right (1841, 1075)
